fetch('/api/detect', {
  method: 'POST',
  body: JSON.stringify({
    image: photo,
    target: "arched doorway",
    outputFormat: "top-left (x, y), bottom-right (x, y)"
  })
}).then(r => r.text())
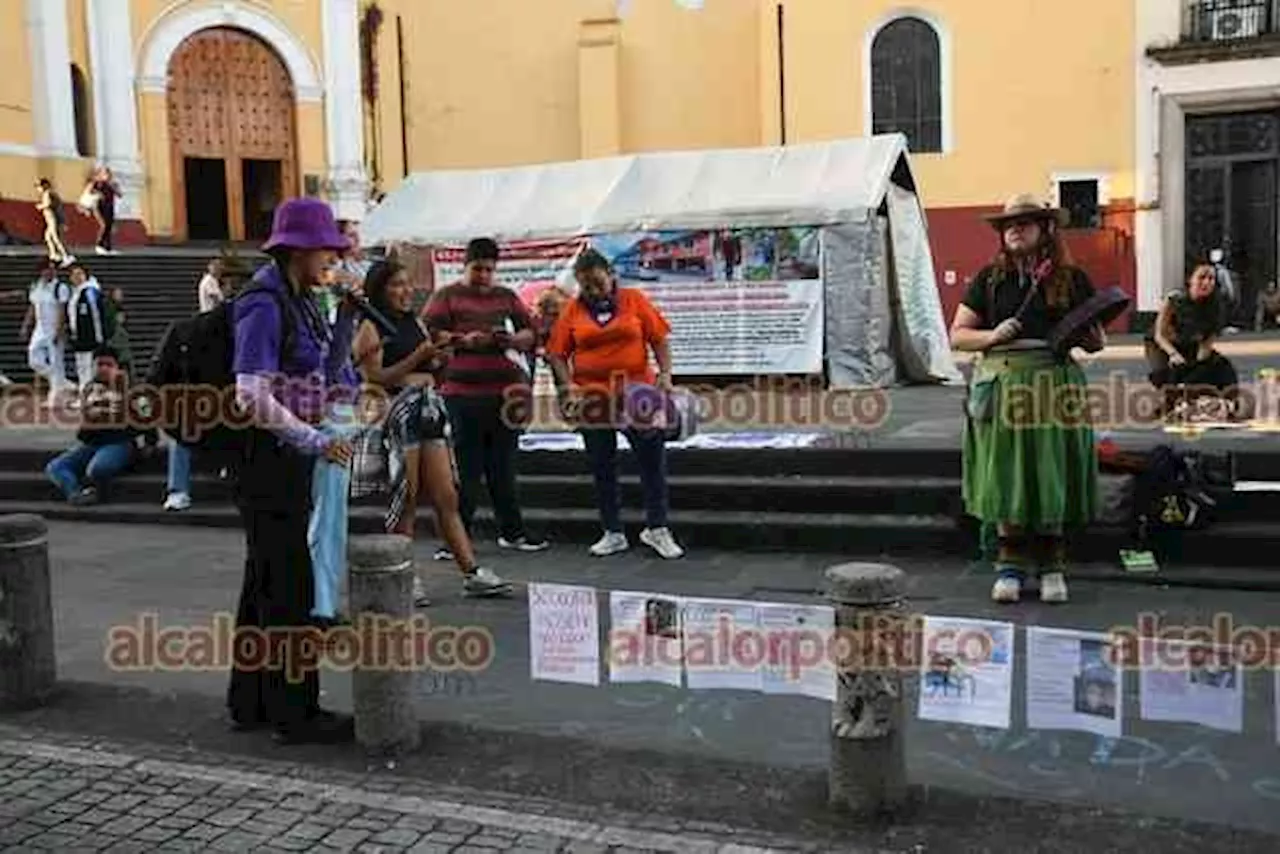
top-left (167, 27), bottom-right (298, 242)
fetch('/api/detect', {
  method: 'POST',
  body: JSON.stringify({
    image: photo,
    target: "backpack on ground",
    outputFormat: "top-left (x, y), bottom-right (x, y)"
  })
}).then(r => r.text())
top-left (144, 285), bottom-right (294, 458)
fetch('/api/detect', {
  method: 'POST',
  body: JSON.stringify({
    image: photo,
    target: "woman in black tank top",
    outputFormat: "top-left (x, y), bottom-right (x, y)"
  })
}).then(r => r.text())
top-left (352, 261), bottom-right (511, 602)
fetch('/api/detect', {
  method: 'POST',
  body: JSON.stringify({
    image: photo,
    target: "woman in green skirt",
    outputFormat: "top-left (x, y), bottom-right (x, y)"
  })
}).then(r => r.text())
top-left (951, 195), bottom-right (1105, 604)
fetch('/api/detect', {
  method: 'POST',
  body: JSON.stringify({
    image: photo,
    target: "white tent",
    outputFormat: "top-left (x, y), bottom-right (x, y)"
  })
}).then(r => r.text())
top-left (362, 135), bottom-right (961, 386)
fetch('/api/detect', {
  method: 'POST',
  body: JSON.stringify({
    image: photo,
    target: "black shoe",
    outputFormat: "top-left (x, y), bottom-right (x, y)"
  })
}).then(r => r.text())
top-left (69, 486), bottom-right (99, 506)
top-left (273, 710), bottom-right (354, 746)
top-left (311, 614), bottom-right (350, 632)
top-left (497, 533), bottom-right (549, 552)
top-left (228, 711), bottom-right (269, 733)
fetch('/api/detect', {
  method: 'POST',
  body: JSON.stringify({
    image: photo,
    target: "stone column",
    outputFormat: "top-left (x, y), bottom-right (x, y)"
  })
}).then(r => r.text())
top-left (825, 562), bottom-right (908, 817)
top-left (322, 0), bottom-right (370, 221)
top-left (86, 0), bottom-right (144, 218)
top-left (348, 534), bottom-right (419, 755)
top-left (0, 515), bottom-right (57, 708)
top-left (24, 0), bottom-right (78, 159)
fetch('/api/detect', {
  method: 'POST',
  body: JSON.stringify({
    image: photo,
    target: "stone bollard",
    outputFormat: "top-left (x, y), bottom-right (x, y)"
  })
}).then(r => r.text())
top-left (825, 562), bottom-right (908, 818)
top-left (348, 534), bottom-right (420, 755)
top-left (0, 515), bottom-right (57, 708)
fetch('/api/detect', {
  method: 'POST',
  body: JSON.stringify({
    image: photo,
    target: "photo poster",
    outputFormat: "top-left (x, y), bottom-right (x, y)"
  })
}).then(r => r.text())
top-left (607, 590), bottom-right (684, 687)
top-left (917, 616), bottom-right (1015, 730)
top-left (1138, 639), bottom-right (1245, 734)
top-left (679, 598), bottom-right (763, 692)
top-left (758, 602), bottom-right (836, 702)
top-left (527, 583), bottom-right (600, 686)
top-left (1026, 627), bottom-right (1123, 738)
top-left (430, 227), bottom-right (824, 375)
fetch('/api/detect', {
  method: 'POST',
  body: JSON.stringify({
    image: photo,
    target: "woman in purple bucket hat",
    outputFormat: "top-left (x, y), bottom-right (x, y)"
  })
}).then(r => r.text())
top-left (226, 198), bottom-right (360, 744)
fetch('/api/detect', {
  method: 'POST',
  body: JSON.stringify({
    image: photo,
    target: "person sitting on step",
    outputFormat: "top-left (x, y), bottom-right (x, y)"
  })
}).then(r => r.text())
top-left (1146, 264), bottom-right (1240, 422)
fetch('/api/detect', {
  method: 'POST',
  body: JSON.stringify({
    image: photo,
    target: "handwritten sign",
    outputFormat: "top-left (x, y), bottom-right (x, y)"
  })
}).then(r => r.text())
top-left (528, 583), bottom-right (600, 686)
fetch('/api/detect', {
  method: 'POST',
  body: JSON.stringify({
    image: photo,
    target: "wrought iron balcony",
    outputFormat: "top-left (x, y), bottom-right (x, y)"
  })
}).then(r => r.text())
top-left (1183, 0), bottom-right (1278, 42)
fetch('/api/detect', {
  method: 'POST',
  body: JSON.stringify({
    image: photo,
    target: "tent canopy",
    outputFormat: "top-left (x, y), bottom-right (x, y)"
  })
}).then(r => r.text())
top-left (360, 135), bottom-right (913, 245)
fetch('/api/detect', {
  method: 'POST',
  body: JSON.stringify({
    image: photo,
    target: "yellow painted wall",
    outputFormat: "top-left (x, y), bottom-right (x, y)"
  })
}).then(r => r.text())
top-left (0, 0), bottom-right (35, 156)
top-left (783, 0), bottom-right (1135, 208)
top-left (130, 0), bottom-right (324, 68)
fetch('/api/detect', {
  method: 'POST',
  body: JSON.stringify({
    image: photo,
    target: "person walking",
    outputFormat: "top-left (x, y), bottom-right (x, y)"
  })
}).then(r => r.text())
top-left (545, 249), bottom-right (684, 559)
top-left (227, 197), bottom-right (356, 745)
top-left (35, 178), bottom-right (73, 267)
top-left (19, 260), bottom-right (70, 406)
top-left (422, 238), bottom-right (547, 552)
top-left (65, 265), bottom-right (110, 394)
top-left (950, 194), bottom-right (1104, 605)
top-left (83, 166), bottom-right (122, 255)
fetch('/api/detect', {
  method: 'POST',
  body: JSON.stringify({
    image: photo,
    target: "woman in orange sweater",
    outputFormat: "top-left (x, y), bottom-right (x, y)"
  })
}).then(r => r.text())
top-left (545, 249), bottom-right (684, 560)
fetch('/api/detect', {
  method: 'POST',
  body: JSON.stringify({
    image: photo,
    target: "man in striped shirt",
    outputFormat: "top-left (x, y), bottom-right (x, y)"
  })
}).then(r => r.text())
top-left (424, 238), bottom-right (548, 552)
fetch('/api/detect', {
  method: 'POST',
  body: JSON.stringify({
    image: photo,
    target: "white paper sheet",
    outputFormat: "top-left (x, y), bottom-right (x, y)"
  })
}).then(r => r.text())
top-left (1139, 639), bottom-right (1244, 733)
top-left (527, 584), bottom-right (600, 686)
top-left (917, 616), bottom-right (1014, 730)
top-left (1026, 627), bottom-right (1122, 737)
top-left (758, 603), bottom-right (836, 701)
top-left (607, 591), bottom-right (683, 687)
top-left (678, 598), bottom-right (763, 691)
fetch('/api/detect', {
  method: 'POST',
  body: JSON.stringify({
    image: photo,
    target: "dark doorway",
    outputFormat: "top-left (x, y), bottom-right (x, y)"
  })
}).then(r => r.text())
top-left (1185, 110), bottom-right (1280, 323)
top-left (184, 157), bottom-right (229, 241)
top-left (241, 159), bottom-right (283, 241)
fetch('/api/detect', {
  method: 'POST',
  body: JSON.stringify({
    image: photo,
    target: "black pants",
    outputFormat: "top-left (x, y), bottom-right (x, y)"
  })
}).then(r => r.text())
top-left (444, 395), bottom-right (525, 540)
top-left (96, 203), bottom-right (114, 251)
top-left (226, 431), bottom-right (319, 728)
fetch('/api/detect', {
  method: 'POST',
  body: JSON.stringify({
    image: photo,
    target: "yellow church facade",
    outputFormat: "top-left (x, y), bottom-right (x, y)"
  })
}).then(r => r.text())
top-left (3, 1), bottom-right (1273, 320)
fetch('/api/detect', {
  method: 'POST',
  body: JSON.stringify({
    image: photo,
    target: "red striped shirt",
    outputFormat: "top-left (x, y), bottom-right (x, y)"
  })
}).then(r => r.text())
top-left (423, 283), bottom-right (533, 397)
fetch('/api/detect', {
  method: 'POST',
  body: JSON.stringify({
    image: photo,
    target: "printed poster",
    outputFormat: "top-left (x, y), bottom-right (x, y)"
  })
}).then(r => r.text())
top-left (607, 591), bottom-right (683, 687)
top-left (1139, 640), bottom-right (1244, 734)
top-left (431, 227), bottom-right (824, 375)
top-left (1026, 627), bottom-right (1122, 738)
top-left (679, 598), bottom-right (763, 692)
top-left (917, 616), bottom-right (1015, 730)
top-left (758, 603), bottom-right (836, 702)
top-left (527, 584), bottom-right (600, 686)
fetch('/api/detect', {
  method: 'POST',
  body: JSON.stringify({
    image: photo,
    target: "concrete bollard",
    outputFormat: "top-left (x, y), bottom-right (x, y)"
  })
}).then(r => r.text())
top-left (0, 515), bottom-right (57, 708)
top-left (348, 534), bottom-right (420, 755)
top-left (825, 562), bottom-right (908, 817)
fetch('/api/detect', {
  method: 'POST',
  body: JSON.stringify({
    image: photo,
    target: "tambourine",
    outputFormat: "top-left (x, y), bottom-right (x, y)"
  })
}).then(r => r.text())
top-left (1047, 287), bottom-right (1130, 354)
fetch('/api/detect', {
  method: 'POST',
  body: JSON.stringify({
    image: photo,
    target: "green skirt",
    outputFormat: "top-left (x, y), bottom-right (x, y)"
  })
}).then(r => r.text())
top-left (961, 348), bottom-right (1097, 530)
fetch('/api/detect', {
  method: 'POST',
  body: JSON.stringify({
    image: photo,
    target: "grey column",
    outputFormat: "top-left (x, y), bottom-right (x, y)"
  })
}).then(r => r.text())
top-left (0, 515), bottom-right (57, 708)
top-left (825, 561), bottom-right (908, 817)
top-left (348, 534), bottom-right (420, 755)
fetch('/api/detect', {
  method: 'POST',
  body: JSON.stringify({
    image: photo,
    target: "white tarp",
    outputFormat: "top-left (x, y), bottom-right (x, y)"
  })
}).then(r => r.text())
top-left (361, 137), bottom-right (906, 244)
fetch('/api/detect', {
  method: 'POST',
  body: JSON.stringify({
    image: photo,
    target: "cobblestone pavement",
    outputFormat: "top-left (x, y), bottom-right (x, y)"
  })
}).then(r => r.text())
top-left (0, 724), bottom-right (867, 854)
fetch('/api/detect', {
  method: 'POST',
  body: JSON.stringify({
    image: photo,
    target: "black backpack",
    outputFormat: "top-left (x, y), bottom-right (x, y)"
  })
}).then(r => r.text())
top-left (145, 285), bottom-right (294, 457)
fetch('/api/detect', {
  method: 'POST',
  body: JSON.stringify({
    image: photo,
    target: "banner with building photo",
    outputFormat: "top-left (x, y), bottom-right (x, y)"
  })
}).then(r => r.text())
top-left (430, 227), bottom-right (824, 375)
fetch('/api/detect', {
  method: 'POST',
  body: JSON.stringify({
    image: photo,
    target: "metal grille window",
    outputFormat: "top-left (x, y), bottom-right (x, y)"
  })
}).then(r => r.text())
top-left (870, 17), bottom-right (943, 154)
top-left (1184, 0), bottom-right (1278, 41)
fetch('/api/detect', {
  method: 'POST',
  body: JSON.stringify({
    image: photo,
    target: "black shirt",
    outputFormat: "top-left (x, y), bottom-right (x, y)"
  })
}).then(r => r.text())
top-left (961, 264), bottom-right (1096, 340)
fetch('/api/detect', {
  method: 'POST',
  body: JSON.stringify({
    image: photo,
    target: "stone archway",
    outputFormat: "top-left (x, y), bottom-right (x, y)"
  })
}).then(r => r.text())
top-left (166, 27), bottom-right (299, 241)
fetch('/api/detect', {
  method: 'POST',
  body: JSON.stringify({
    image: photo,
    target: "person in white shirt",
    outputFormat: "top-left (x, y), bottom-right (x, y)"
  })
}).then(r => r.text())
top-left (197, 259), bottom-right (226, 313)
top-left (20, 261), bottom-right (71, 405)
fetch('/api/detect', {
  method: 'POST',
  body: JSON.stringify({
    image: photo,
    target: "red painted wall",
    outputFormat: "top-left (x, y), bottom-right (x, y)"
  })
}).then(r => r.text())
top-left (0, 198), bottom-right (147, 248)
top-left (926, 201), bottom-right (1137, 332)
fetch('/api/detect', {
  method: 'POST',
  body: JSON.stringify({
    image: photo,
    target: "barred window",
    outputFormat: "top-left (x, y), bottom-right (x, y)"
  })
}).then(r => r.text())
top-left (870, 17), bottom-right (942, 154)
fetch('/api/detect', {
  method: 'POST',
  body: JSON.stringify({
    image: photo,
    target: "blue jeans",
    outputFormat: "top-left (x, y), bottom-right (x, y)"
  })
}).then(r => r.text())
top-left (46, 441), bottom-right (133, 499)
top-left (581, 427), bottom-right (669, 532)
top-left (308, 405), bottom-right (359, 619)
top-left (167, 442), bottom-right (192, 495)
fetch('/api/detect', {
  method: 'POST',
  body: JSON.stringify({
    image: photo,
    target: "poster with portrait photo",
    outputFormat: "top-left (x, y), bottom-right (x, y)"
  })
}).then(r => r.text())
top-left (917, 616), bottom-right (1015, 730)
top-left (1139, 640), bottom-right (1244, 734)
top-left (1026, 627), bottom-right (1122, 738)
top-left (607, 591), bottom-right (683, 687)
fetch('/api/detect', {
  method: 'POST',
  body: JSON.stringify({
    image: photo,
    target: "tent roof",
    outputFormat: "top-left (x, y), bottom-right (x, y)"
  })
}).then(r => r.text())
top-left (360, 135), bottom-right (912, 245)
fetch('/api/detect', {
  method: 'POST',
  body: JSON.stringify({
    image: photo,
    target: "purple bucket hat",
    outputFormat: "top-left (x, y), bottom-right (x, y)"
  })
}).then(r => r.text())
top-left (262, 198), bottom-right (351, 252)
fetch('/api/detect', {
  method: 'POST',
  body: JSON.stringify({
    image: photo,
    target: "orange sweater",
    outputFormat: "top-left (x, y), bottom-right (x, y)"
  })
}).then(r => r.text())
top-left (545, 288), bottom-right (670, 396)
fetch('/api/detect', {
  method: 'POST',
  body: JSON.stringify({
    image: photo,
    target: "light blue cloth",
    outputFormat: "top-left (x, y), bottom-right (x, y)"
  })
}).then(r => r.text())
top-left (309, 403), bottom-right (360, 619)
top-left (167, 442), bottom-right (192, 494)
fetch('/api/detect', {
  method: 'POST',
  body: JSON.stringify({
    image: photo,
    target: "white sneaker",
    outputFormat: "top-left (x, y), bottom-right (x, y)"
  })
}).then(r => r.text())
top-left (991, 575), bottom-right (1021, 603)
top-left (639, 527), bottom-right (684, 560)
top-left (94, 246), bottom-right (108, 255)
top-left (163, 492), bottom-right (191, 511)
top-left (589, 531), bottom-right (629, 557)
top-left (412, 576), bottom-right (432, 608)
top-left (1040, 572), bottom-right (1069, 604)
top-left (462, 567), bottom-right (513, 598)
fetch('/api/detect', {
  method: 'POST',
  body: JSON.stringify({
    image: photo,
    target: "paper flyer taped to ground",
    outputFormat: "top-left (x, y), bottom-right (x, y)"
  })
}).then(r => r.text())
top-left (1139, 640), bottom-right (1244, 733)
top-left (758, 603), bottom-right (836, 701)
top-left (607, 591), bottom-right (683, 687)
top-left (917, 616), bottom-right (1015, 730)
top-left (679, 598), bottom-right (763, 692)
top-left (527, 584), bottom-right (600, 686)
top-left (1026, 627), bottom-right (1122, 738)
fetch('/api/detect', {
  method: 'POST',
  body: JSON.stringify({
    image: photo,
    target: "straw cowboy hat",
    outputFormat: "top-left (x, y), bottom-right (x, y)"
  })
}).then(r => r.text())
top-left (984, 193), bottom-right (1069, 229)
